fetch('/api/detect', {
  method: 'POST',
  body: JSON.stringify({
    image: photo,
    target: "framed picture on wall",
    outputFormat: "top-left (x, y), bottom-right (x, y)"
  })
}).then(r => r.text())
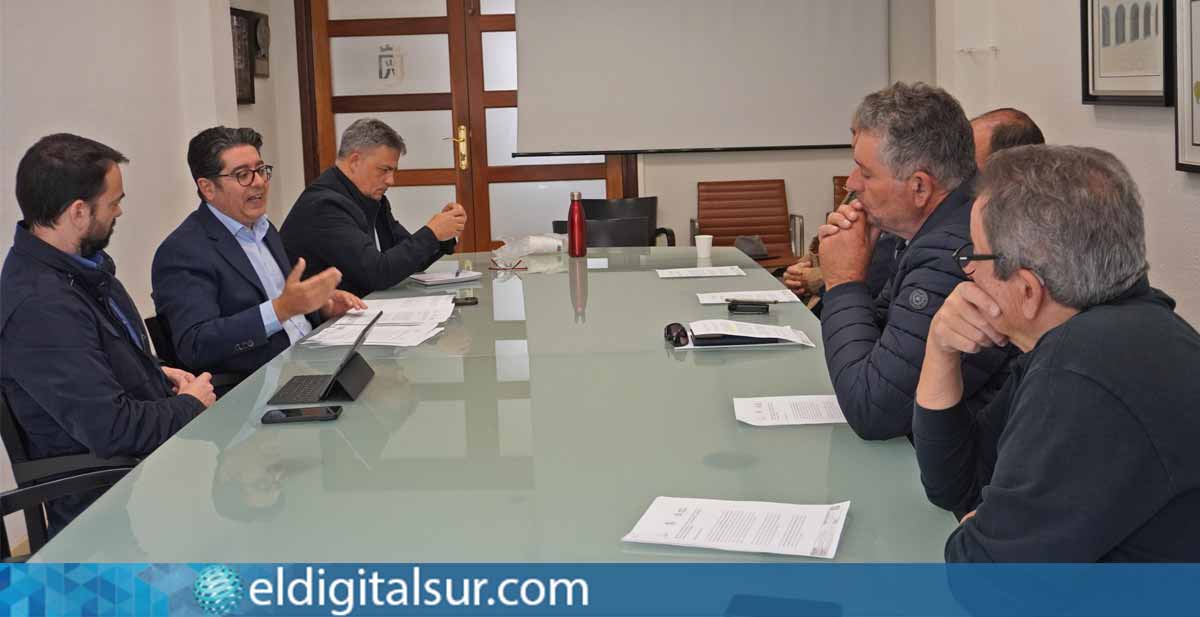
top-left (231, 8), bottom-right (255, 105)
top-left (1081, 0), bottom-right (1175, 105)
top-left (1175, 0), bottom-right (1200, 170)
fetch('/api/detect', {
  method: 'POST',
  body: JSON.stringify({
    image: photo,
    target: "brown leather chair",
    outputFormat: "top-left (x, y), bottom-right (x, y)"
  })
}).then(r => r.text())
top-left (690, 179), bottom-right (802, 270)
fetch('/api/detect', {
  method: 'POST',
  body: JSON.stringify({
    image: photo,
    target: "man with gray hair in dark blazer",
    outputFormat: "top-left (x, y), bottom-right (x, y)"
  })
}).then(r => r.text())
top-left (281, 118), bottom-right (467, 297)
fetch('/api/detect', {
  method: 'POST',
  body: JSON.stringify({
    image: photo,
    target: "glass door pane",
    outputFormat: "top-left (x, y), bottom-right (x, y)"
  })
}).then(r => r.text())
top-left (331, 35), bottom-right (452, 96)
top-left (481, 32), bottom-right (517, 91)
top-left (489, 180), bottom-right (606, 239)
top-left (385, 185), bottom-right (458, 234)
top-left (328, 0), bottom-right (447, 20)
top-left (485, 108), bottom-right (604, 165)
top-left (335, 111), bottom-right (455, 169)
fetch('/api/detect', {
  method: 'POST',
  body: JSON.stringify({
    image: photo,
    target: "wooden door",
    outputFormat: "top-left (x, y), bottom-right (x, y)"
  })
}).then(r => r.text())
top-left (296, 0), bottom-right (637, 252)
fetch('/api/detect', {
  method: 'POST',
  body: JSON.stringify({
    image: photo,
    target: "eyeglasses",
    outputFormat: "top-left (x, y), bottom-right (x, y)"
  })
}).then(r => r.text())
top-left (952, 242), bottom-right (1000, 276)
top-left (211, 165), bottom-right (274, 187)
top-left (663, 322), bottom-right (690, 347)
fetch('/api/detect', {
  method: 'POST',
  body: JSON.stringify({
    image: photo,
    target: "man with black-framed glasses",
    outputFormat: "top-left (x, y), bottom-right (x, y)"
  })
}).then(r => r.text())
top-left (915, 145), bottom-right (1200, 562)
top-left (152, 126), bottom-right (365, 386)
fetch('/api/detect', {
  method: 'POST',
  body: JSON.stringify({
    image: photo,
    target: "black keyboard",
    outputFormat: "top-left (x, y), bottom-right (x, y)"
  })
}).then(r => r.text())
top-left (267, 374), bottom-right (332, 405)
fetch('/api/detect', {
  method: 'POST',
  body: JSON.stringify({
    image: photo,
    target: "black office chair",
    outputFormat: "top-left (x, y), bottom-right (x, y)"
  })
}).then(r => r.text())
top-left (0, 393), bottom-right (137, 554)
top-left (551, 217), bottom-right (651, 247)
top-left (579, 197), bottom-right (675, 246)
top-left (0, 468), bottom-right (130, 560)
top-left (144, 315), bottom-right (246, 392)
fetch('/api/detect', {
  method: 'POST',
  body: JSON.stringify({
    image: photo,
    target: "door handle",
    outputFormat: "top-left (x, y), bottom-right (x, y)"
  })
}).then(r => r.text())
top-left (443, 125), bottom-right (469, 171)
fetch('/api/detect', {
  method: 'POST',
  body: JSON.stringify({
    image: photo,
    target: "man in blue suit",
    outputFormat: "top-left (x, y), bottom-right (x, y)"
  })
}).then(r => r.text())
top-left (152, 127), bottom-right (365, 383)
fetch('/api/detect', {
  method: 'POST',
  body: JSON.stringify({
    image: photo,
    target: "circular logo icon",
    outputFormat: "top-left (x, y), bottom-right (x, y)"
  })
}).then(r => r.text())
top-left (909, 288), bottom-right (929, 311)
top-left (193, 565), bottom-right (244, 616)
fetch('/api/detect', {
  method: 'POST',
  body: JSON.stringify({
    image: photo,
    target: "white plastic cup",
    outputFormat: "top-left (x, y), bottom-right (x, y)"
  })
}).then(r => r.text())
top-left (695, 234), bottom-right (714, 259)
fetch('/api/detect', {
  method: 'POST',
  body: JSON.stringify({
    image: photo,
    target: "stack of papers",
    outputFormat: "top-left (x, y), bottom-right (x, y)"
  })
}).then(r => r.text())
top-left (685, 319), bottom-right (814, 348)
top-left (696, 289), bottom-right (800, 305)
top-left (623, 496), bottom-right (850, 559)
top-left (656, 266), bottom-right (746, 278)
top-left (411, 270), bottom-right (482, 285)
top-left (733, 395), bottom-right (846, 426)
top-left (304, 295), bottom-right (455, 348)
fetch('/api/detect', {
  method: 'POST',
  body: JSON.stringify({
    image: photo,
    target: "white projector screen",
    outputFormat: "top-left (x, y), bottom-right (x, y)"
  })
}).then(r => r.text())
top-left (515, 0), bottom-right (889, 155)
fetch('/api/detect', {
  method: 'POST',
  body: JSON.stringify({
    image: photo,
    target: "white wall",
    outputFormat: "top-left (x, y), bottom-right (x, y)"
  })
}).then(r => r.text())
top-left (643, 0), bottom-right (936, 253)
top-left (0, 0), bottom-right (303, 313)
top-left (936, 0), bottom-right (1200, 325)
top-left (231, 0), bottom-right (306, 223)
top-left (0, 0), bottom-right (243, 317)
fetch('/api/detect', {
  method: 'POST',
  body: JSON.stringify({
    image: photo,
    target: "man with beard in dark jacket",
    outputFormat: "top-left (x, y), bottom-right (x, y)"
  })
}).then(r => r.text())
top-left (817, 82), bottom-right (1017, 440)
top-left (0, 134), bottom-right (215, 532)
top-left (281, 118), bottom-right (466, 297)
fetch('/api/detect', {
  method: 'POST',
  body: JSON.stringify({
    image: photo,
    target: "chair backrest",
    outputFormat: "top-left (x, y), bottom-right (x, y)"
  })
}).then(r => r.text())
top-left (696, 179), bottom-right (790, 258)
top-left (580, 197), bottom-right (659, 245)
top-left (0, 468), bottom-right (130, 559)
top-left (143, 315), bottom-right (181, 368)
top-left (552, 217), bottom-right (650, 247)
top-left (0, 393), bottom-right (30, 465)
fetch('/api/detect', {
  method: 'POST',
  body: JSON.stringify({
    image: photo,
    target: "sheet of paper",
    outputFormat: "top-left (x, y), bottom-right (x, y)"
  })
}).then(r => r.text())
top-left (656, 266), bottom-right (746, 279)
top-left (696, 290), bottom-right (801, 305)
top-left (622, 497), bottom-right (850, 559)
top-left (689, 319), bottom-right (814, 347)
top-left (411, 270), bottom-right (483, 285)
top-left (339, 304), bottom-right (454, 326)
top-left (362, 295), bottom-right (454, 313)
top-left (733, 395), bottom-right (846, 426)
top-left (303, 323), bottom-right (441, 348)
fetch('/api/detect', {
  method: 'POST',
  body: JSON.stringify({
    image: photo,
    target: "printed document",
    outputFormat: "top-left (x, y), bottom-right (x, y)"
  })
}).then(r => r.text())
top-left (338, 304), bottom-right (454, 326)
top-left (696, 290), bottom-right (801, 305)
top-left (362, 295), bottom-right (455, 312)
top-left (623, 497), bottom-right (850, 559)
top-left (689, 319), bottom-right (814, 347)
top-left (656, 266), bottom-right (746, 278)
top-left (733, 396), bottom-right (846, 426)
top-left (304, 323), bottom-right (442, 348)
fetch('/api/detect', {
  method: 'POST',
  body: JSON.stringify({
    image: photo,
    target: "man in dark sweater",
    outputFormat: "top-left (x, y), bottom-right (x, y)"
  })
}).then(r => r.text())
top-left (1, 134), bottom-right (215, 531)
top-left (915, 145), bottom-right (1200, 562)
top-left (281, 118), bottom-right (466, 297)
top-left (815, 83), bottom-right (1016, 440)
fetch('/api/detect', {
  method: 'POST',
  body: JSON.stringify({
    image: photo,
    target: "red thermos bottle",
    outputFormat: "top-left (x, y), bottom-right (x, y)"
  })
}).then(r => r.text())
top-left (567, 191), bottom-right (587, 257)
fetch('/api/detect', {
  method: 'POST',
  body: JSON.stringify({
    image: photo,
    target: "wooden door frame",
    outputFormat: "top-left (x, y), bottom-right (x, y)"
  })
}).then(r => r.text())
top-left (294, 0), bottom-right (638, 250)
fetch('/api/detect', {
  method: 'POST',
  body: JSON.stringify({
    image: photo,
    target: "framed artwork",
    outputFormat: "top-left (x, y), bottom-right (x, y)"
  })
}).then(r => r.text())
top-left (1175, 0), bottom-right (1200, 170)
top-left (1081, 0), bottom-right (1175, 105)
top-left (231, 8), bottom-right (255, 105)
top-left (254, 14), bottom-right (270, 78)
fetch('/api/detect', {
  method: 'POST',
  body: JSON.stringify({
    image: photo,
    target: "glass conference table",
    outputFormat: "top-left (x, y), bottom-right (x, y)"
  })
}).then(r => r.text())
top-left (34, 247), bottom-right (955, 563)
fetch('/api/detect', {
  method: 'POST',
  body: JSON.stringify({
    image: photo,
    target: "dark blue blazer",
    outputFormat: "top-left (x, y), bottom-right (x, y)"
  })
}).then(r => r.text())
top-left (151, 203), bottom-right (319, 376)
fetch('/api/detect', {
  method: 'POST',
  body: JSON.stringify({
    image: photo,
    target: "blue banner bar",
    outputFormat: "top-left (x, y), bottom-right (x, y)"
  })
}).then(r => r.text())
top-left (0, 563), bottom-right (1196, 616)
